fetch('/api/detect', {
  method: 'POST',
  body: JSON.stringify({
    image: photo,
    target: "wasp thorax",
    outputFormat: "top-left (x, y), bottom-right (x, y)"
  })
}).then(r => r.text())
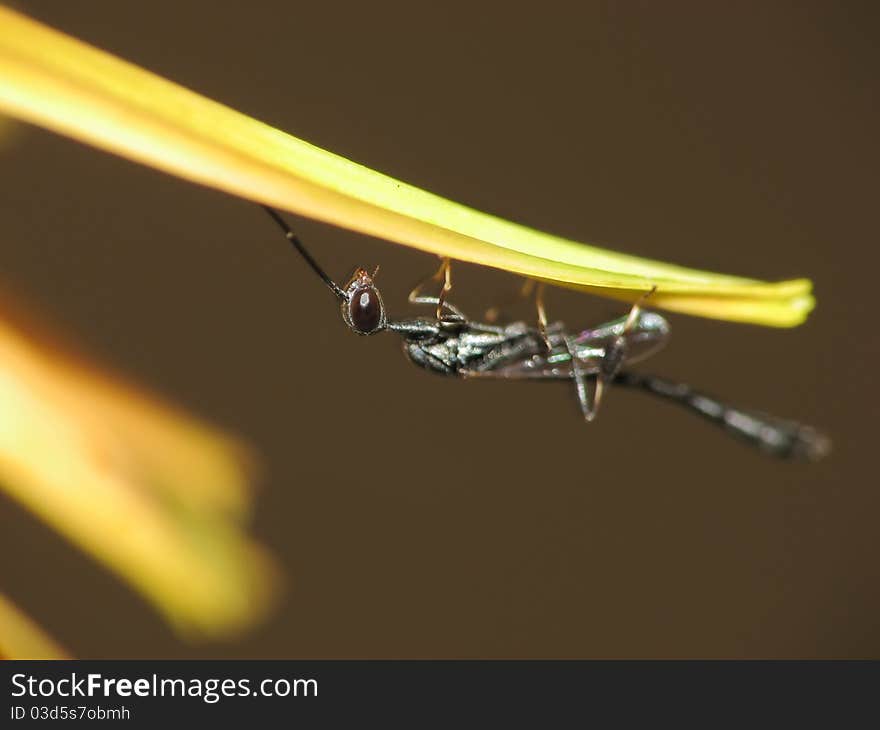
top-left (342, 268), bottom-right (385, 334)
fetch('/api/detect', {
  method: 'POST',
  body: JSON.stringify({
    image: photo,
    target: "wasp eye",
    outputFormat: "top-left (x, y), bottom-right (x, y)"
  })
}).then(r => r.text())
top-left (348, 287), bottom-right (382, 333)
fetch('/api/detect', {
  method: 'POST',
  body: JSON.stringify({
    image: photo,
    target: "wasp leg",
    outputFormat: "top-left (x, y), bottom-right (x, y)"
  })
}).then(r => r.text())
top-left (564, 334), bottom-right (601, 422)
top-left (533, 282), bottom-right (553, 352)
top-left (598, 285), bottom-right (659, 401)
top-left (409, 257), bottom-right (453, 322)
top-left (623, 285), bottom-right (658, 334)
top-left (406, 295), bottom-right (468, 322)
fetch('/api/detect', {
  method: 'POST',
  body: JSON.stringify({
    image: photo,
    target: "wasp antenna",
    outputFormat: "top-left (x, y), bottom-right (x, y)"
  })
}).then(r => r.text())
top-left (260, 205), bottom-right (346, 301)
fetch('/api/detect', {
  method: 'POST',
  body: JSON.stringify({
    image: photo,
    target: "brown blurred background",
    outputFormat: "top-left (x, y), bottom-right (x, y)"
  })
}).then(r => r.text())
top-left (1, 1), bottom-right (877, 658)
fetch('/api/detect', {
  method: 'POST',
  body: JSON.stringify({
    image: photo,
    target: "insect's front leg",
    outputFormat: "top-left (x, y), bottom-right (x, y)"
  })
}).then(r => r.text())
top-left (408, 257), bottom-right (463, 324)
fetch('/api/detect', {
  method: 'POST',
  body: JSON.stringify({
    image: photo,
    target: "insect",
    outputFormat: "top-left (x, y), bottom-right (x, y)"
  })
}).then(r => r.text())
top-left (261, 206), bottom-right (829, 460)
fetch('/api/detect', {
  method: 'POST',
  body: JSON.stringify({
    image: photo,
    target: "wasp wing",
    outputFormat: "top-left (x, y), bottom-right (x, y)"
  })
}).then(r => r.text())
top-left (465, 311), bottom-right (670, 380)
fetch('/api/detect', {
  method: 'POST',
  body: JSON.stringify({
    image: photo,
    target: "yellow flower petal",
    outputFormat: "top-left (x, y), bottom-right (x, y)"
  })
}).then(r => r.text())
top-left (0, 593), bottom-right (69, 659)
top-left (0, 307), bottom-right (276, 638)
top-left (0, 6), bottom-right (813, 326)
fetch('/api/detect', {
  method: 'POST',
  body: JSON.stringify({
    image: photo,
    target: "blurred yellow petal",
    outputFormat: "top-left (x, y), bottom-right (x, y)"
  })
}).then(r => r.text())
top-left (0, 6), bottom-right (813, 327)
top-left (0, 306), bottom-right (276, 638)
top-left (0, 594), bottom-right (69, 659)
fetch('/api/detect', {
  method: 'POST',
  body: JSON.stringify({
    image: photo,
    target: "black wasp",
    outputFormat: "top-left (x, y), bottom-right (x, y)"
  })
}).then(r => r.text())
top-left (262, 206), bottom-right (829, 460)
